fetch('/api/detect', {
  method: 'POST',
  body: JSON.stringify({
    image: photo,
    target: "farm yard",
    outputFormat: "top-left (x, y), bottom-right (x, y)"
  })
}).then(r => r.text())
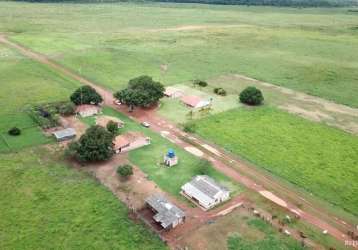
top-left (193, 107), bottom-right (358, 216)
top-left (81, 107), bottom-right (242, 199)
top-left (0, 1), bottom-right (358, 249)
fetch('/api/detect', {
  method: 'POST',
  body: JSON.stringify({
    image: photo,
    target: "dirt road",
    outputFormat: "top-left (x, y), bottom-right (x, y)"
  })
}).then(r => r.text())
top-left (1, 34), bottom-right (356, 248)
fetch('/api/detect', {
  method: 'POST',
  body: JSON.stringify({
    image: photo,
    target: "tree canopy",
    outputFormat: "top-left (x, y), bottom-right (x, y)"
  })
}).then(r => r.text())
top-left (239, 86), bottom-right (264, 106)
top-left (67, 125), bottom-right (114, 162)
top-left (114, 75), bottom-right (164, 110)
top-left (70, 85), bottom-right (103, 105)
top-left (117, 164), bottom-right (133, 178)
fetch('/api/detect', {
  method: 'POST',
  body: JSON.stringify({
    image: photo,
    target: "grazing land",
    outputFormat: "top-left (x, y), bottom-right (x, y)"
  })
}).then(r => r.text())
top-left (0, 147), bottom-right (166, 250)
top-left (194, 106), bottom-right (358, 215)
top-left (81, 107), bottom-right (242, 198)
top-left (1, 2), bottom-right (358, 107)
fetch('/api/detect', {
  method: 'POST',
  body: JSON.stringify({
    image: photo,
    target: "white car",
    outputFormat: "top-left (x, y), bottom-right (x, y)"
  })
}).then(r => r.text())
top-left (114, 100), bottom-right (121, 106)
top-left (141, 122), bottom-right (150, 128)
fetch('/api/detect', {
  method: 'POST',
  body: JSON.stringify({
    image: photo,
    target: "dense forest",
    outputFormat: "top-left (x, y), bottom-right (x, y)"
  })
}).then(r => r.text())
top-left (9, 0), bottom-right (358, 7)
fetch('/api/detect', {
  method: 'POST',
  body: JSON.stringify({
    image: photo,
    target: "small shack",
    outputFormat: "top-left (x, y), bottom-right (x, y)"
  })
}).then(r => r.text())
top-left (53, 128), bottom-right (76, 142)
top-left (181, 175), bottom-right (230, 210)
top-left (76, 104), bottom-right (101, 117)
top-left (164, 87), bottom-right (184, 98)
top-left (181, 95), bottom-right (211, 109)
top-left (113, 132), bottom-right (150, 153)
top-left (164, 149), bottom-right (178, 167)
top-left (145, 194), bottom-right (185, 230)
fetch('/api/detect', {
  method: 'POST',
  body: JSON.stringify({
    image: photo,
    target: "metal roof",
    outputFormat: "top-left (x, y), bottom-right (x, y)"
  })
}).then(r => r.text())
top-left (53, 128), bottom-right (76, 139)
top-left (146, 194), bottom-right (185, 229)
top-left (181, 175), bottom-right (230, 205)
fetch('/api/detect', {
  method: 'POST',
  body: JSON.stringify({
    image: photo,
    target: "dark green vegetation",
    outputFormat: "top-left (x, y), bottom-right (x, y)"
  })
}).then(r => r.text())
top-left (70, 85), bottom-right (103, 105)
top-left (117, 164), bottom-right (134, 178)
top-left (81, 107), bottom-right (241, 198)
top-left (8, 127), bottom-right (21, 136)
top-left (0, 148), bottom-right (166, 250)
top-left (2, 3), bottom-right (358, 107)
top-left (10, 0), bottom-right (358, 7)
top-left (194, 107), bottom-right (358, 215)
top-left (67, 125), bottom-right (114, 162)
top-left (227, 219), bottom-right (303, 250)
top-left (106, 120), bottom-right (119, 135)
top-left (114, 75), bottom-right (164, 110)
top-left (239, 86), bottom-right (264, 105)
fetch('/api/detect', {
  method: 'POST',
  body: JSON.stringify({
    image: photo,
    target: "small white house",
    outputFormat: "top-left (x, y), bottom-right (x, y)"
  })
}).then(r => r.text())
top-left (164, 87), bottom-right (184, 98)
top-left (76, 105), bottom-right (101, 117)
top-left (181, 175), bottom-right (230, 210)
top-left (53, 128), bottom-right (76, 142)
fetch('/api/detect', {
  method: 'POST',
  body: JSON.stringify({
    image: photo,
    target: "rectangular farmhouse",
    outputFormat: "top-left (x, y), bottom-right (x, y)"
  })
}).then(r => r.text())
top-left (181, 175), bottom-right (230, 210)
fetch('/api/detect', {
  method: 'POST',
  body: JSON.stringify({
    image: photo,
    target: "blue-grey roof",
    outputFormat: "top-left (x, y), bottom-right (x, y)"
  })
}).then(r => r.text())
top-left (53, 128), bottom-right (76, 139)
top-left (146, 194), bottom-right (185, 229)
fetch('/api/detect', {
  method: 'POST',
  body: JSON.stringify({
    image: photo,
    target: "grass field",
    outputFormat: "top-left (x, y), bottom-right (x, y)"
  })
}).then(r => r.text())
top-left (81, 107), bottom-right (242, 198)
top-left (0, 147), bottom-right (166, 250)
top-left (194, 106), bottom-right (358, 215)
top-left (0, 44), bottom-right (80, 116)
top-left (0, 2), bottom-right (357, 107)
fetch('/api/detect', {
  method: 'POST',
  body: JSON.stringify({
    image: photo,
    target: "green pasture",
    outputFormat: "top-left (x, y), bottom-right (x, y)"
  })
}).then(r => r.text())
top-left (194, 107), bottom-right (358, 215)
top-left (81, 107), bottom-right (242, 198)
top-left (0, 44), bottom-right (80, 116)
top-left (0, 113), bottom-right (53, 153)
top-left (0, 147), bottom-right (166, 250)
top-left (1, 2), bottom-right (358, 106)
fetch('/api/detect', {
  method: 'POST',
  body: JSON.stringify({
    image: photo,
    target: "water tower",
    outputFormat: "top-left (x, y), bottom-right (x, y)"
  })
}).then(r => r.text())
top-left (164, 149), bottom-right (178, 167)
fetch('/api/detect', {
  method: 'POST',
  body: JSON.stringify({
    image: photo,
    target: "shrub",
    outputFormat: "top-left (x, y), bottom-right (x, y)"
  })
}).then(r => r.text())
top-left (58, 102), bottom-right (75, 116)
top-left (193, 80), bottom-right (208, 87)
top-left (196, 159), bottom-right (211, 175)
top-left (183, 122), bottom-right (196, 133)
top-left (117, 164), bottom-right (133, 179)
top-left (106, 121), bottom-right (119, 135)
top-left (239, 86), bottom-right (264, 105)
top-left (214, 87), bottom-right (227, 96)
top-left (8, 127), bottom-right (21, 136)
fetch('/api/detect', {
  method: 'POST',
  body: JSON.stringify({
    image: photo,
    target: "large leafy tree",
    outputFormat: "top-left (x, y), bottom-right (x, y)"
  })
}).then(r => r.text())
top-left (114, 75), bottom-right (164, 111)
top-left (70, 85), bottom-right (103, 105)
top-left (239, 86), bottom-right (264, 106)
top-left (67, 125), bottom-right (114, 162)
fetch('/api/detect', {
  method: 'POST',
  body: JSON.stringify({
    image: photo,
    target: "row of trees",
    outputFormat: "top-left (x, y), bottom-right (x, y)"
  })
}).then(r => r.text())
top-left (18, 0), bottom-right (358, 7)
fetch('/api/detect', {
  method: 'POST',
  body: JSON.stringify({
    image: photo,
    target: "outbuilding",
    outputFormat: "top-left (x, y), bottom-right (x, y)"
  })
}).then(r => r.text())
top-left (180, 95), bottom-right (211, 109)
top-left (76, 104), bottom-right (101, 117)
top-left (145, 194), bottom-right (185, 230)
top-left (53, 128), bottom-right (76, 142)
top-left (164, 87), bottom-right (184, 98)
top-left (113, 132), bottom-right (150, 153)
top-left (181, 175), bottom-right (230, 210)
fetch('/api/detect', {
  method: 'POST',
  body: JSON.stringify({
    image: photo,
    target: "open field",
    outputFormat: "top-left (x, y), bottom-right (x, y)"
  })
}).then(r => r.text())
top-left (194, 106), bottom-right (358, 215)
top-left (81, 107), bottom-right (242, 199)
top-left (0, 44), bottom-right (80, 116)
top-left (0, 146), bottom-right (166, 250)
top-left (0, 2), bottom-right (358, 107)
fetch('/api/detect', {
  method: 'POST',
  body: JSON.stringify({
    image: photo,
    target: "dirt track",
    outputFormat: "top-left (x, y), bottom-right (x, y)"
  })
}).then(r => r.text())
top-left (1, 34), bottom-right (356, 248)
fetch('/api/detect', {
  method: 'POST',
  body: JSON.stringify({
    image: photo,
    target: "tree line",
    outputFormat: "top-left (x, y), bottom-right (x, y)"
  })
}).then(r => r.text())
top-left (10, 0), bottom-right (358, 7)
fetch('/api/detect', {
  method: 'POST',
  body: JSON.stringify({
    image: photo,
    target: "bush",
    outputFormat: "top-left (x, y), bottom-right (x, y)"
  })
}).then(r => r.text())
top-left (58, 102), bottom-right (75, 116)
top-left (214, 87), bottom-right (227, 96)
top-left (183, 122), bottom-right (196, 133)
top-left (239, 86), bottom-right (264, 106)
top-left (193, 80), bottom-right (208, 87)
top-left (117, 164), bottom-right (133, 178)
top-left (106, 121), bottom-right (119, 135)
top-left (8, 127), bottom-right (21, 136)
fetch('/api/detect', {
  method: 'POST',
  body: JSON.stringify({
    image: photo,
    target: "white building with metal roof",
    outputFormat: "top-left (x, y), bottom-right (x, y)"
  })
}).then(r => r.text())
top-left (53, 128), bottom-right (76, 142)
top-left (145, 194), bottom-right (185, 230)
top-left (181, 175), bottom-right (230, 210)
